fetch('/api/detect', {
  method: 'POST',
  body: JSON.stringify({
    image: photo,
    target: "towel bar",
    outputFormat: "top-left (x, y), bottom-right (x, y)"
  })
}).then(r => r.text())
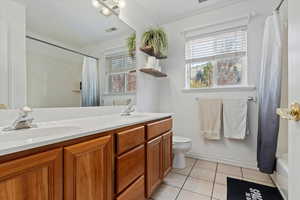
top-left (195, 97), bottom-right (257, 103)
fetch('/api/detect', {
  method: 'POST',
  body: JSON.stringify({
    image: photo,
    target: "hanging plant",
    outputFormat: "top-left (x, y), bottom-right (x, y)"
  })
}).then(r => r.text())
top-left (127, 33), bottom-right (136, 58)
top-left (141, 27), bottom-right (168, 57)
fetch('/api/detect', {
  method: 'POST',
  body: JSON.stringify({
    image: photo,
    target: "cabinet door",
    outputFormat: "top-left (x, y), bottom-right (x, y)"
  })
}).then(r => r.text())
top-left (162, 131), bottom-right (172, 177)
top-left (146, 136), bottom-right (163, 198)
top-left (116, 176), bottom-right (145, 200)
top-left (64, 135), bottom-right (112, 200)
top-left (0, 148), bottom-right (63, 200)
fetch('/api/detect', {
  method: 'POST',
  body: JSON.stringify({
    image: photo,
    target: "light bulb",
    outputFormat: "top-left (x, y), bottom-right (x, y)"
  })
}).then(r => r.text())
top-left (92, 0), bottom-right (101, 8)
top-left (118, 0), bottom-right (126, 8)
top-left (102, 7), bottom-right (111, 16)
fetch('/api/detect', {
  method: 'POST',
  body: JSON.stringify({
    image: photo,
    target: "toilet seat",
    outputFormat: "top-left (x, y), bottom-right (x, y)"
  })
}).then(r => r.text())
top-left (173, 136), bottom-right (191, 144)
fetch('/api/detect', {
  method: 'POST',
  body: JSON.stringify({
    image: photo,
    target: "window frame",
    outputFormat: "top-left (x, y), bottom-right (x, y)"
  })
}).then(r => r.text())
top-left (104, 52), bottom-right (137, 95)
top-left (184, 25), bottom-right (249, 90)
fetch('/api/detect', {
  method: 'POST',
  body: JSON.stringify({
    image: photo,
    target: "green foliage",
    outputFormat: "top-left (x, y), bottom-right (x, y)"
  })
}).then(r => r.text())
top-left (141, 27), bottom-right (168, 56)
top-left (127, 33), bottom-right (136, 57)
top-left (190, 62), bottom-right (213, 88)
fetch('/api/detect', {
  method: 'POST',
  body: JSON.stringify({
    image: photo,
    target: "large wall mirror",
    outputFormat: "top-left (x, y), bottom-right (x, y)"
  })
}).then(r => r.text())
top-left (10, 0), bottom-right (136, 108)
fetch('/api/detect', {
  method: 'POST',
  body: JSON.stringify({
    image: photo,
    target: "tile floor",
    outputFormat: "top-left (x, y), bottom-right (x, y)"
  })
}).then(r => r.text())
top-left (150, 158), bottom-right (275, 200)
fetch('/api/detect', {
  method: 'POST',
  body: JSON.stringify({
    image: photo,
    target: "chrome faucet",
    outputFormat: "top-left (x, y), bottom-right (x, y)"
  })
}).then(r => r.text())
top-left (7, 106), bottom-right (35, 130)
top-left (121, 99), bottom-right (135, 116)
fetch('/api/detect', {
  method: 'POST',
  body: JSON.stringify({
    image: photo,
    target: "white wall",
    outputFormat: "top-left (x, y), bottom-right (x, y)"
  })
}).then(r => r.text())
top-left (158, 0), bottom-right (279, 168)
top-left (26, 38), bottom-right (82, 108)
top-left (83, 34), bottom-right (136, 106)
top-left (119, 0), bottom-right (161, 112)
top-left (0, 0), bottom-right (26, 109)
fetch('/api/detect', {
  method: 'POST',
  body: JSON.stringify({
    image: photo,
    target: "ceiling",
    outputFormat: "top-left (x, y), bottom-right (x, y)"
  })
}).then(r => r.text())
top-left (14, 0), bottom-right (134, 48)
top-left (136, 0), bottom-right (246, 25)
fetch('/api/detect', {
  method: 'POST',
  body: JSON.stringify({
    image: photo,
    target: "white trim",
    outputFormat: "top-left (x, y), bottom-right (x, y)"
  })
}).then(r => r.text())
top-left (182, 85), bottom-right (256, 93)
top-left (186, 151), bottom-right (258, 169)
top-left (102, 92), bottom-right (136, 96)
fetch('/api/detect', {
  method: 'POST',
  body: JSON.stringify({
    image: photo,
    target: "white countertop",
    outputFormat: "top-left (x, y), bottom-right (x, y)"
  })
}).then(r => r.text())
top-left (0, 112), bottom-right (172, 156)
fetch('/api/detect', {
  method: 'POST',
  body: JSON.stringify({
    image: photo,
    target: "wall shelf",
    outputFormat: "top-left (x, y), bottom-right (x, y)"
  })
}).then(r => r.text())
top-left (72, 90), bottom-right (81, 93)
top-left (139, 47), bottom-right (167, 59)
top-left (139, 68), bottom-right (167, 78)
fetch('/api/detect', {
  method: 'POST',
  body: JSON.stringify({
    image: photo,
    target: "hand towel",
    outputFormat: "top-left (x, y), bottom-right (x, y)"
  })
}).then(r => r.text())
top-left (198, 99), bottom-right (222, 140)
top-left (223, 99), bottom-right (249, 140)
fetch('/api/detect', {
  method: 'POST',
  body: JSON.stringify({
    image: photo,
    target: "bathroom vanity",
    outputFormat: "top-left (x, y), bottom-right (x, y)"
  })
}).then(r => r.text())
top-left (0, 113), bottom-right (172, 200)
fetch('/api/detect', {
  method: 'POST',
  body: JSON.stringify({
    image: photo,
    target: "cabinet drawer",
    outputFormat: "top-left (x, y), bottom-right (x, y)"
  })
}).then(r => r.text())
top-left (117, 126), bottom-right (145, 155)
top-left (147, 118), bottom-right (172, 140)
top-left (116, 176), bottom-right (145, 200)
top-left (116, 145), bottom-right (145, 193)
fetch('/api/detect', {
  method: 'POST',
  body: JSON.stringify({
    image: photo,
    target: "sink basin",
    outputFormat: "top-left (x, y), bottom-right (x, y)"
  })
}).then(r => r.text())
top-left (0, 125), bottom-right (82, 139)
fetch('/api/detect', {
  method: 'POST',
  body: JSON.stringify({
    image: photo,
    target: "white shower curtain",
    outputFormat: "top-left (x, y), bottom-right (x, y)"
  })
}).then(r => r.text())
top-left (81, 56), bottom-right (99, 107)
top-left (257, 11), bottom-right (283, 174)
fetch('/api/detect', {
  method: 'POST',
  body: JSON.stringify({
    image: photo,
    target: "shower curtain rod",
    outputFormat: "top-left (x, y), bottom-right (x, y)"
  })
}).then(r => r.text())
top-left (275, 0), bottom-right (284, 11)
top-left (26, 35), bottom-right (99, 60)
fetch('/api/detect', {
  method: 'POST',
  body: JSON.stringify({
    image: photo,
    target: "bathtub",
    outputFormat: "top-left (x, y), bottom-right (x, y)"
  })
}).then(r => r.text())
top-left (271, 153), bottom-right (288, 200)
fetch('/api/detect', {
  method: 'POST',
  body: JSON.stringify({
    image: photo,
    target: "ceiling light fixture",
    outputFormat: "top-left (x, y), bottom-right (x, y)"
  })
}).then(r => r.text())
top-left (101, 7), bottom-right (112, 16)
top-left (118, 0), bottom-right (126, 8)
top-left (92, 0), bottom-right (124, 17)
top-left (92, 0), bottom-right (101, 8)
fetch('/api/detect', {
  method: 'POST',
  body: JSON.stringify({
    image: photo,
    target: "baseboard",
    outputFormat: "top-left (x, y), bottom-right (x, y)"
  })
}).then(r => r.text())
top-left (186, 152), bottom-right (258, 169)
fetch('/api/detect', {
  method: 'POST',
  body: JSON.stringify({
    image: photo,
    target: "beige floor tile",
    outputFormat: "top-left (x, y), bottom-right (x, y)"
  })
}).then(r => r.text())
top-left (190, 167), bottom-right (216, 182)
top-left (195, 160), bottom-right (217, 170)
top-left (212, 183), bottom-right (227, 200)
top-left (172, 165), bottom-right (193, 176)
top-left (177, 190), bottom-right (211, 200)
top-left (242, 168), bottom-right (273, 184)
top-left (215, 173), bottom-right (242, 185)
top-left (183, 177), bottom-right (213, 196)
top-left (163, 172), bottom-right (187, 188)
top-left (186, 157), bottom-right (197, 167)
top-left (243, 178), bottom-right (276, 187)
top-left (217, 163), bottom-right (242, 176)
top-left (151, 184), bottom-right (180, 200)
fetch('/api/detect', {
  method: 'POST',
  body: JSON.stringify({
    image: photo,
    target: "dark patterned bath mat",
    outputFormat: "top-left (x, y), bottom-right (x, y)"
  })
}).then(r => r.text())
top-left (227, 177), bottom-right (283, 200)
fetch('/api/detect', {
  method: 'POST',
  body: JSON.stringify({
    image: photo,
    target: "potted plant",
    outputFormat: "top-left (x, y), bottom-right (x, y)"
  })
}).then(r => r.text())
top-left (141, 27), bottom-right (168, 58)
top-left (127, 33), bottom-right (136, 58)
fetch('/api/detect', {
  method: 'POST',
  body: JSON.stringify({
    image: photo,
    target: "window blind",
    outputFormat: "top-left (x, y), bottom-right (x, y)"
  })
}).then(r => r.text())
top-left (185, 26), bottom-right (247, 64)
top-left (108, 54), bottom-right (136, 73)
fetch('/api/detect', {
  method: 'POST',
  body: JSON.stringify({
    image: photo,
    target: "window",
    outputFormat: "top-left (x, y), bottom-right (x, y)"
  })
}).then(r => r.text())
top-left (106, 53), bottom-right (136, 94)
top-left (185, 26), bottom-right (247, 89)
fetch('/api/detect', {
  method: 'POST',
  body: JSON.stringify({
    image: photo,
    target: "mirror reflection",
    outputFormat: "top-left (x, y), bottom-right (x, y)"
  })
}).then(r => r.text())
top-left (16, 0), bottom-right (136, 108)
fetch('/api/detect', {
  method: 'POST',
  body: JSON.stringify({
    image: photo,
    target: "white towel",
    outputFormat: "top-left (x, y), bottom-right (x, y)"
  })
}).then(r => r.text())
top-left (223, 99), bottom-right (249, 140)
top-left (198, 99), bottom-right (222, 140)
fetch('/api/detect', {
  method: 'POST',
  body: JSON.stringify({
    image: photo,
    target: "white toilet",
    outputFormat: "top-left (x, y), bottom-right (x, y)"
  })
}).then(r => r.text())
top-left (173, 136), bottom-right (192, 169)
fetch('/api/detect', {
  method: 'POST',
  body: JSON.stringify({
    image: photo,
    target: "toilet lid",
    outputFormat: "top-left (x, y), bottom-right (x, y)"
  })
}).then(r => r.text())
top-left (173, 136), bottom-right (191, 144)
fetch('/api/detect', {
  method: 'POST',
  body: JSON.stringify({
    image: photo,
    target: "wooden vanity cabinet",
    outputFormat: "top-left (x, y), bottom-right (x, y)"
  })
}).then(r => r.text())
top-left (0, 117), bottom-right (172, 200)
top-left (162, 131), bottom-right (173, 177)
top-left (0, 148), bottom-right (63, 200)
top-left (146, 136), bottom-right (163, 197)
top-left (64, 135), bottom-right (113, 200)
top-left (146, 120), bottom-right (173, 198)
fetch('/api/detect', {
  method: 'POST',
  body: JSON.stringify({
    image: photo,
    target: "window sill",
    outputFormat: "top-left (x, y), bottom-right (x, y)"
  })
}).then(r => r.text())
top-left (102, 92), bottom-right (136, 96)
top-left (182, 85), bottom-right (256, 93)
